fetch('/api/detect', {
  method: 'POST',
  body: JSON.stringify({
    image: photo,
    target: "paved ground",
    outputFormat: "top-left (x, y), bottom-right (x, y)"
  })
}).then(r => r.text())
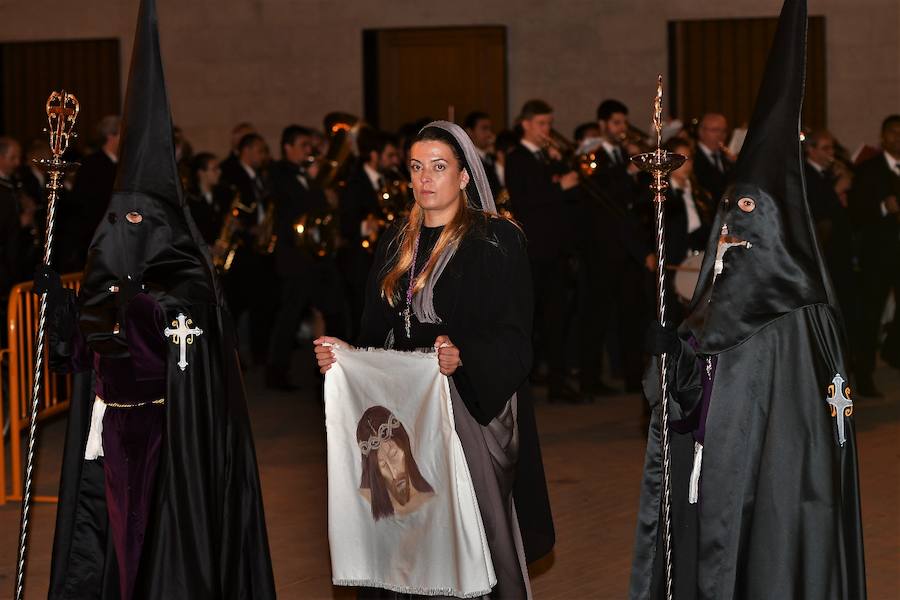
top-left (1, 358), bottom-right (898, 599)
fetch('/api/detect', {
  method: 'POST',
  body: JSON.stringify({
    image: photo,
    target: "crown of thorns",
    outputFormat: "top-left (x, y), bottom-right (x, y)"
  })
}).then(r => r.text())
top-left (358, 413), bottom-right (402, 456)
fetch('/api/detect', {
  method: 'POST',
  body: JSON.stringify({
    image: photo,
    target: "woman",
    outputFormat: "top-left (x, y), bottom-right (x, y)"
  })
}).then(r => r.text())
top-left (315, 121), bottom-right (554, 598)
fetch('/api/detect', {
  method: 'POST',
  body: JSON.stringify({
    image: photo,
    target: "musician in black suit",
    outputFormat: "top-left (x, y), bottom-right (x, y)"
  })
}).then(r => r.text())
top-left (506, 99), bottom-right (584, 402)
top-left (463, 111), bottom-right (503, 200)
top-left (0, 137), bottom-right (22, 336)
top-left (588, 99), bottom-right (655, 394)
top-left (65, 115), bottom-right (120, 271)
top-left (338, 129), bottom-right (401, 337)
top-left (848, 115), bottom-right (900, 395)
top-left (803, 130), bottom-right (859, 359)
top-left (265, 125), bottom-right (347, 390)
top-left (185, 152), bottom-right (230, 245)
top-left (693, 112), bottom-right (735, 203)
top-left (664, 138), bottom-right (713, 267)
top-left (219, 121), bottom-right (255, 185)
top-left (219, 132), bottom-right (275, 365)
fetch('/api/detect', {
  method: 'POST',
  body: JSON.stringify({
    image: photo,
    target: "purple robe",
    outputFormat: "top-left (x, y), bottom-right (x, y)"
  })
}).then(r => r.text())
top-left (72, 292), bottom-right (167, 599)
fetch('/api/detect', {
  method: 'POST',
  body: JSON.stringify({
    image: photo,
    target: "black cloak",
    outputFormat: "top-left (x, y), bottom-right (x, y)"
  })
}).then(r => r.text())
top-left (629, 1), bottom-right (866, 598)
top-left (48, 1), bottom-right (276, 597)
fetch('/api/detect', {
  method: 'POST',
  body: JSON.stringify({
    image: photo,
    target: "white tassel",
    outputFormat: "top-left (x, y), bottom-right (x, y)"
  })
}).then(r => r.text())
top-left (688, 442), bottom-right (703, 504)
top-left (84, 396), bottom-right (107, 460)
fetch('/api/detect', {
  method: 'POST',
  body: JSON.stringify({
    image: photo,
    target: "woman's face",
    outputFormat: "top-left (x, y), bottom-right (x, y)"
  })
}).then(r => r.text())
top-left (409, 140), bottom-right (469, 218)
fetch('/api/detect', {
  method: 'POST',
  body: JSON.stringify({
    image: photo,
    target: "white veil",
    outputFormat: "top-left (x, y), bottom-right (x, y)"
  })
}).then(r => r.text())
top-left (409, 120), bottom-right (498, 325)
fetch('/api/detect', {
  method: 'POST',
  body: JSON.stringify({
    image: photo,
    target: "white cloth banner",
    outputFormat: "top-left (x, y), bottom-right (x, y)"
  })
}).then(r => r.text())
top-left (325, 347), bottom-right (496, 597)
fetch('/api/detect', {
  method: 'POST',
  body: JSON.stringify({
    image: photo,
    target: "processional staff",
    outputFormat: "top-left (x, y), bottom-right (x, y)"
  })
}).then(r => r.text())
top-left (15, 90), bottom-right (80, 600)
top-left (631, 76), bottom-right (687, 600)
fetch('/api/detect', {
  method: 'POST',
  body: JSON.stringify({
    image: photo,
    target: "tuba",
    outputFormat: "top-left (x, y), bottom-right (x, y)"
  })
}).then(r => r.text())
top-left (362, 168), bottom-right (411, 252)
top-left (315, 112), bottom-right (362, 190)
top-left (255, 199), bottom-right (277, 255)
top-left (212, 187), bottom-right (256, 272)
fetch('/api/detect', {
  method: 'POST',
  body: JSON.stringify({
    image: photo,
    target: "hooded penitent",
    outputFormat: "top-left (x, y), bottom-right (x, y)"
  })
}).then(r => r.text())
top-left (630, 1), bottom-right (866, 598)
top-left (48, 1), bottom-right (276, 598)
top-left (683, 0), bottom-right (833, 353)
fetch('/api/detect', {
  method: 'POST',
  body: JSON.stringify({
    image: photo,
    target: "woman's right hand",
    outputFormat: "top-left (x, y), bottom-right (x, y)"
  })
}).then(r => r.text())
top-left (313, 336), bottom-right (353, 373)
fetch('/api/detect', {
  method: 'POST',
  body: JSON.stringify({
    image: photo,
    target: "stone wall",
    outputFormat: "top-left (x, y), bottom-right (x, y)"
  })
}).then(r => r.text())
top-left (1, 0), bottom-right (896, 154)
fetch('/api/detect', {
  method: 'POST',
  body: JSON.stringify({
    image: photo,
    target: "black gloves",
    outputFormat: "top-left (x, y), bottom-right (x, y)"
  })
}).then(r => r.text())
top-left (644, 320), bottom-right (680, 357)
top-left (33, 265), bottom-right (64, 305)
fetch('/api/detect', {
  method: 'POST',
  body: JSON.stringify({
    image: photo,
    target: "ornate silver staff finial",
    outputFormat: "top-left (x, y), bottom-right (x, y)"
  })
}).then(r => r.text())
top-left (630, 76), bottom-right (686, 600)
top-left (16, 90), bottom-right (81, 600)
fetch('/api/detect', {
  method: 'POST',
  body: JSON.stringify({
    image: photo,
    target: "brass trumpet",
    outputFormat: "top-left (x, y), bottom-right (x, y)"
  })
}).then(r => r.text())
top-left (362, 169), bottom-right (411, 252)
top-left (212, 188), bottom-right (256, 272)
top-left (293, 209), bottom-right (339, 258)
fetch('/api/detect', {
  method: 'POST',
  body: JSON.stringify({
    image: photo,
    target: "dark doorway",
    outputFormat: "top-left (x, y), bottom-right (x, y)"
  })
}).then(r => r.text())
top-left (363, 26), bottom-right (507, 131)
top-left (0, 39), bottom-right (121, 151)
top-left (669, 16), bottom-right (826, 130)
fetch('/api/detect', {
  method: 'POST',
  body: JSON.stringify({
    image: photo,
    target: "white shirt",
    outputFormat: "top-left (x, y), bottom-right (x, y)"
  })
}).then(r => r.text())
top-left (520, 139), bottom-right (542, 155)
top-left (670, 177), bottom-right (702, 234)
top-left (600, 140), bottom-right (621, 164)
top-left (363, 163), bottom-right (383, 192)
top-left (103, 149), bottom-right (118, 164)
top-left (30, 166), bottom-right (46, 190)
top-left (240, 162), bottom-right (265, 223)
top-left (881, 151), bottom-right (900, 217)
top-left (806, 158), bottom-right (827, 176)
top-left (698, 142), bottom-right (722, 171)
top-left (476, 147), bottom-right (504, 186)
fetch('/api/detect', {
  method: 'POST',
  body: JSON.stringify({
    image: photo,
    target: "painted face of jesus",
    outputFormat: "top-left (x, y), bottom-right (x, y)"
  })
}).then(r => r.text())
top-left (377, 439), bottom-right (410, 505)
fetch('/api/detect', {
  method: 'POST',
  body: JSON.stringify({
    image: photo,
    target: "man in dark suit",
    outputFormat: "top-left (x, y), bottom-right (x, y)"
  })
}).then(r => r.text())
top-left (693, 112), bottom-right (735, 203)
top-left (463, 111), bottom-right (503, 200)
top-left (505, 99), bottom-right (584, 402)
top-left (588, 99), bottom-right (655, 395)
top-left (0, 137), bottom-right (22, 336)
top-left (266, 125), bottom-right (346, 389)
top-left (803, 129), bottom-right (858, 360)
top-left (218, 132), bottom-right (275, 365)
top-left (849, 115), bottom-right (900, 396)
top-left (219, 121), bottom-right (255, 185)
top-left (65, 115), bottom-right (120, 271)
top-left (338, 129), bottom-right (401, 337)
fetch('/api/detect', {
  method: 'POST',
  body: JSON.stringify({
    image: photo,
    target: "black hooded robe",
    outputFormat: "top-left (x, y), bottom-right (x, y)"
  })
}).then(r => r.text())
top-left (632, 304), bottom-right (866, 599)
top-left (48, 1), bottom-right (275, 597)
top-left (629, 1), bottom-right (865, 598)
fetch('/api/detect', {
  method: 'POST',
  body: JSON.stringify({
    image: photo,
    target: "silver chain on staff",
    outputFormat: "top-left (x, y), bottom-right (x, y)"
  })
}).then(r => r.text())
top-left (15, 90), bottom-right (80, 600)
top-left (632, 76), bottom-right (686, 600)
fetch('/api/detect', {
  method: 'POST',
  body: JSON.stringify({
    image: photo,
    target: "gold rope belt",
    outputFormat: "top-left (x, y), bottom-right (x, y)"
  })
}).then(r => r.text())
top-left (102, 398), bottom-right (165, 409)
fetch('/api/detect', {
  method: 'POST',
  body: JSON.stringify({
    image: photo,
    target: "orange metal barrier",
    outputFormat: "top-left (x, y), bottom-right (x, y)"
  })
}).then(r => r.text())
top-left (1, 273), bottom-right (82, 505)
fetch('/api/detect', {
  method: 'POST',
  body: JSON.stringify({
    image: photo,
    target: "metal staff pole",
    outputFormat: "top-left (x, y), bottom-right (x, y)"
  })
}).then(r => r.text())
top-left (15, 90), bottom-right (80, 600)
top-left (631, 76), bottom-right (685, 600)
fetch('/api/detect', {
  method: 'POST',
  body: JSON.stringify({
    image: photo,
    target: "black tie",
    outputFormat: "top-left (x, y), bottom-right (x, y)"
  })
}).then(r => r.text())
top-left (714, 152), bottom-right (724, 173)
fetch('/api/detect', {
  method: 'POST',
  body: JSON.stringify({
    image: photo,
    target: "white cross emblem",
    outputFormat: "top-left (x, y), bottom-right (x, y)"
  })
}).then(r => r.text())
top-left (826, 373), bottom-right (853, 447)
top-left (164, 313), bottom-right (203, 372)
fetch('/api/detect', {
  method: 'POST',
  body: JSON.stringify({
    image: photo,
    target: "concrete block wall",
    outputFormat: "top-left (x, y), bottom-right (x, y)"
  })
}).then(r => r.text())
top-left (0, 0), bottom-right (896, 155)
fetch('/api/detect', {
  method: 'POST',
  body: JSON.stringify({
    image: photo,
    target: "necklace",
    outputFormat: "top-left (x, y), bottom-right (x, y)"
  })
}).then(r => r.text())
top-left (402, 230), bottom-right (425, 338)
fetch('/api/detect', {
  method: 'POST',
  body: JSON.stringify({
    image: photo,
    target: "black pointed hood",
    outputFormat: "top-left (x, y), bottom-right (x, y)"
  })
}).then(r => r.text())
top-left (112, 0), bottom-right (183, 207)
top-left (685, 0), bottom-right (833, 354)
top-left (80, 0), bottom-right (218, 356)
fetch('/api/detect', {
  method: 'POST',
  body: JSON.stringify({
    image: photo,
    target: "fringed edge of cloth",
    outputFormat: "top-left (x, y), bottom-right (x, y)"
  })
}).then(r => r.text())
top-left (332, 579), bottom-right (492, 599)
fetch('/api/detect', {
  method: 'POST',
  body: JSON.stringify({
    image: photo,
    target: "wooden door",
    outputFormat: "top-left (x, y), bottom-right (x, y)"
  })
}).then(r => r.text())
top-left (669, 16), bottom-right (826, 130)
top-left (364, 26), bottom-right (507, 132)
top-left (1, 39), bottom-right (121, 150)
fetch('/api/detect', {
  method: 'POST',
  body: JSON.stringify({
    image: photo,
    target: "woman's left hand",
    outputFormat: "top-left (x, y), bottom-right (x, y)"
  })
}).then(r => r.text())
top-left (434, 335), bottom-right (462, 376)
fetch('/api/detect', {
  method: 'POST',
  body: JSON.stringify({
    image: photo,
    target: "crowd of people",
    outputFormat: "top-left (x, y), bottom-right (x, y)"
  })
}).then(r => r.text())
top-left (1, 102), bottom-right (898, 397)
